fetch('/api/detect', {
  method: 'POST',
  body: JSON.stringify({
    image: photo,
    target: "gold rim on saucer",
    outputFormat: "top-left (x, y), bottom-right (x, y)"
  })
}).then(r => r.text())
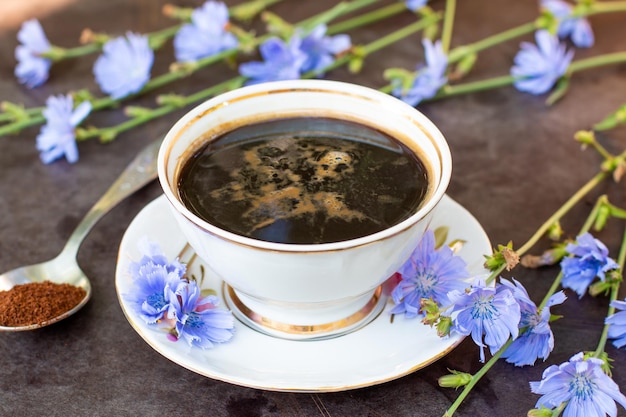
top-left (223, 284), bottom-right (387, 340)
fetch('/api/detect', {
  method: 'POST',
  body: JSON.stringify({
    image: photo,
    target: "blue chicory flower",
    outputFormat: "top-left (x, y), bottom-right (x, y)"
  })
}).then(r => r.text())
top-left (239, 36), bottom-right (307, 85)
top-left (542, 0), bottom-right (594, 48)
top-left (390, 229), bottom-right (469, 318)
top-left (173, 1), bottom-right (238, 62)
top-left (530, 352), bottom-right (626, 417)
top-left (14, 19), bottom-right (52, 88)
top-left (128, 237), bottom-right (187, 279)
top-left (93, 32), bottom-right (154, 99)
top-left (606, 299), bottom-right (626, 349)
top-left (167, 280), bottom-right (235, 349)
top-left (446, 278), bottom-right (521, 362)
top-left (500, 278), bottom-right (566, 366)
top-left (405, 0), bottom-right (428, 11)
top-left (36, 94), bottom-right (92, 164)
top-left (510, 30), bottom-right (574, 95)
top-left (391, 39), bottom-right (448, 107)
top-left (125, 238), bottom-right (186, 324)
top-left (560, 233), bottom-right (619, 298)
top-left (299, 24), bottom-right (351, 74)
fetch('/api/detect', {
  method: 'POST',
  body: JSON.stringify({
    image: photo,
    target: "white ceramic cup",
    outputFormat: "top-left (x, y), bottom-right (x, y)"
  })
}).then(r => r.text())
top-left (158, 79), bottom-right (451, 340)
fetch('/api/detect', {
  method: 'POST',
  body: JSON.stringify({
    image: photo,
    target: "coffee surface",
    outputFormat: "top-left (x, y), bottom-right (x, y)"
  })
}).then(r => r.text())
top-left (178, 117), bottom-right (429, 244)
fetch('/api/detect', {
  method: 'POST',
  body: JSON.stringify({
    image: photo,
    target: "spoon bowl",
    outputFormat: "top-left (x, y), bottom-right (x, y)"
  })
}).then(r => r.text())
top-left (0, 138), bottom-right (162, 332)
top-left (0, 255), bottom-right (92, 331)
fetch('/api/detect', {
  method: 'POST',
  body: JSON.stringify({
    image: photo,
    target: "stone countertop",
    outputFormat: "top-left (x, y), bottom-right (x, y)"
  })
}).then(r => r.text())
top-left (1, 0), bottom-right (625, 416)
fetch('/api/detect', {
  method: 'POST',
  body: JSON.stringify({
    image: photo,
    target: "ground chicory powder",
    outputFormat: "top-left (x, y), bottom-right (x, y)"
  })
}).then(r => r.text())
top-left (0, 281), bottom-right (86, 327)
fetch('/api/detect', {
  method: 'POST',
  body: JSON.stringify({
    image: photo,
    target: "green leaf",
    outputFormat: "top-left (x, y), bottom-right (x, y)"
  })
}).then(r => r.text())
top-left (594, 114), bottom-right (619, 131)
top-left (593, 104), bottom-right (626, 131)
top-left (548, 314), bottom-right (563, 322)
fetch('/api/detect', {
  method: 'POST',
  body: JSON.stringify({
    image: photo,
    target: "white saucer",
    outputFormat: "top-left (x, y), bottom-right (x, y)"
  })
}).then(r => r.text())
top-left (115, 194), bottom-right (491, 392)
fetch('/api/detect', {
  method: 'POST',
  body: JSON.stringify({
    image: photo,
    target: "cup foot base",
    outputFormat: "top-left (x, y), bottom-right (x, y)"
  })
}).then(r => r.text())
top-left (222, 284), bottom-right (387, 341)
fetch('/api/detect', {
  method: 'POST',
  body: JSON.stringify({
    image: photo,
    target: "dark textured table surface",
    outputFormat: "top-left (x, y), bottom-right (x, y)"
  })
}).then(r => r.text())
top-left (1, 1), bottom-right (626, 416)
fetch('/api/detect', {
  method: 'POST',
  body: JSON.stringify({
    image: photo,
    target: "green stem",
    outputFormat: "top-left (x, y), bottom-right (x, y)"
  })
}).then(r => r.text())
top-left (432, 75), bottom-right (516, 99)
top-left (0, 106), bottom-right (43, 123)
top-left (182, 76), bottom-right (247, 105)
top-left (443, 339), bottom-right (513, 417)
top-left (517, 171), bottom-right (609, 256)
top-left (594, 227), bottom-right (626, 357)
top-left (482, 167), bottom-right (615, 288)
top-left (589, 1), bottom-right (626, 14)
top-left (51, 43), bottom-right (101, 60)
top-left (327, 2), bottom-right (405, 35)
top-left (445, 0), bottom-right (626, 64)
top-left (361, 13), bottom-right (439, 55)
top-left (448, 22), bottom-right (536, 64)
top-left (0, 0), bottom-right (388, 135)
top-left (440, 0), bottom-right (456, 53)
top-left (579, 194), bottom-right (606, 236)
top-left (384, 0), bottom-right (626, 96)
top-left (432, 51), bottom-right (626, 101)
top-left (229, 0), bottom-right (285, 21)
top-left (0, 115), bottom-right (45, 136)
top-left (446, 192), bottom-right (626, 416)
top-left (539, 271), bottom-right (565, 310)
top-left (77, 76), bottom-right (246, 141)
top-left (306, 14), bottom-right (438, 77)
top-left (535, 195), bottom-right (607, 310)
top-left (78, 14), bottom-right (427, 141)
top-left (81, 11), bottom-right (430, 140)
top-left (569, 52), bottom-right (626, 73)
top-left (594, 274), bottom-right (621, 357)
top-left (300, 0), bottom-right (381, 30)
top-left (43, 23), bottom-right (183, 62)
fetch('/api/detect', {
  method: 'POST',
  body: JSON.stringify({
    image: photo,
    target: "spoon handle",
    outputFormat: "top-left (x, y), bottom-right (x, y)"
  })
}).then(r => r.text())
top-left (62, 138), bottom-right (163, 256)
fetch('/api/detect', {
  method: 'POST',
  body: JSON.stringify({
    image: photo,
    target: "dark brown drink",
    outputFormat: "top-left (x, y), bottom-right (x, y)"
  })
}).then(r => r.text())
top-left (177, 117), bottom-right (429, 244)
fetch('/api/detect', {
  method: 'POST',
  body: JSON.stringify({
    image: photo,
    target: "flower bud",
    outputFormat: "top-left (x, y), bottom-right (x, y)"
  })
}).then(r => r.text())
top-left (548, 221), bottom-right (563, 240)
top-left (436, 316), bottom-right (452, 337)
top-left (527, 407), bottom-right (553, 417)
top-left (588, 280), bottom-right (613, 297)
top-left (420, 298), bottom-right (440, 327)
top-left (438, 370), bottom-right (472, 388)
top-left (593, 204), bottom-right (610, 231)
top-left (574, 130), bottom-right (595, 147)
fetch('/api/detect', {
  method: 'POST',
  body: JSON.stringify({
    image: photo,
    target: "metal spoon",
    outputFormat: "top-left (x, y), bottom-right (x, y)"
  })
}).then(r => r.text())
top-left (0, 138), bottom-right (162, 331)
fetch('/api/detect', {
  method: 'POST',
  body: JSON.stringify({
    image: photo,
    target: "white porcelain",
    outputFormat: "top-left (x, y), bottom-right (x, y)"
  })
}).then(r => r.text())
top-left (157, 80), bottom-right (452, 338)
top-left (115, 194), bottom-right (491, 392)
